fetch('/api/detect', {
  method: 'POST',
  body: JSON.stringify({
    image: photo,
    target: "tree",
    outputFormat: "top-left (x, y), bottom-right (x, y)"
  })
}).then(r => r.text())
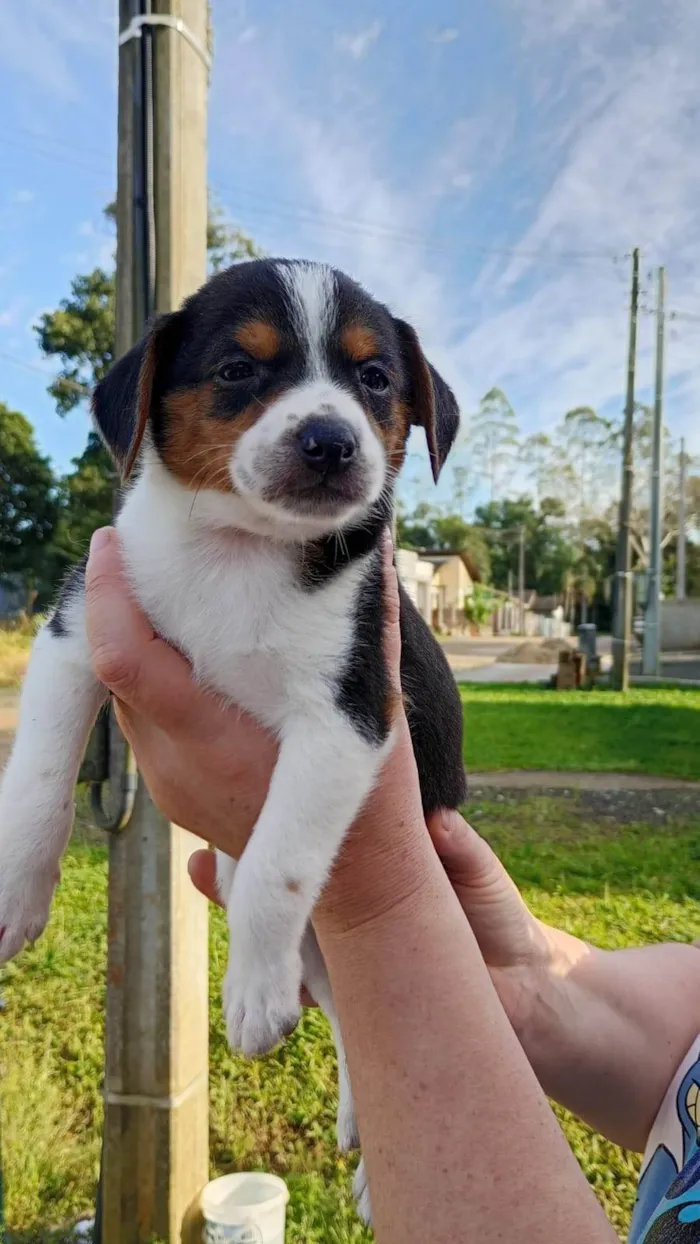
top-left (521, 432), bottom-right (560, 509)
top-left (464, 584), bottom-right (498, 628)
top-left (559, 407), bottom-right (616, 525)
top-left (51, 437), bottom-right (116, 569)
top-left (664, 539), bottom-right (700, 598)
top-left (35, 198), bottom-right (262, 569)
top-left (473, 496), bottom-right (575, 597)
top-left (0, 404), bottom-right (60, 604)
top-left (207, 193), bottom-right (263, 272)
top-left (35, 268), bottom-right (115, 416)
top-left (450, 464), bottom-right (475, 518)
top-left (397, 503), bottom-right (491, 582)
top-left (469, 388), bottom-right (519, 500)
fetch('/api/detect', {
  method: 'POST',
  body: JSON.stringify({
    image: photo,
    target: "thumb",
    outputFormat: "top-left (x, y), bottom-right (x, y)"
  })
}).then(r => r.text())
top-left (85, 527), bottom-right (208, 731)
top-left (428, 809), bottom-right (510, 896)
top-left (427, 809), bottom-right (538, 968)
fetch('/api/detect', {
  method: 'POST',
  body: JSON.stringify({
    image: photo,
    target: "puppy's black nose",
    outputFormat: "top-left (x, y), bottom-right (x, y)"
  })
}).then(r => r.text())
top-left (297, 418), bottom-right (359, 474)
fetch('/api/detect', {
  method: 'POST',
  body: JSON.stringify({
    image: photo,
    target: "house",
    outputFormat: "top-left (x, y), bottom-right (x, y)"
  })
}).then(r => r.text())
top-left (396, 548), bottom-right (480, 632)
top-left (395, 549), bottom-right (435, 626)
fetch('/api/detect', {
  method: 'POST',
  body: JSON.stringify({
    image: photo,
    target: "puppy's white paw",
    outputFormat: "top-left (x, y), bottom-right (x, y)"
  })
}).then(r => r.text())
top-left (0, 862), bottom-right (60, 965)
top-left (353, 1156), bottom-right (372, 1227)
top-left (337, 1093), bottom-right (360, 1154)
top-left (223, 954), bottom-right (302, 1057)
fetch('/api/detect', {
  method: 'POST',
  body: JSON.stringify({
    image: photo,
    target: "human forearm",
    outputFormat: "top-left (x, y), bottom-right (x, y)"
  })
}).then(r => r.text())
top-left (314, 821), bottom-right (617, 1244)
top-left (522, 931), bottom-right (700, 1152)
top-left (430, 812), bottom-right (700, 1155)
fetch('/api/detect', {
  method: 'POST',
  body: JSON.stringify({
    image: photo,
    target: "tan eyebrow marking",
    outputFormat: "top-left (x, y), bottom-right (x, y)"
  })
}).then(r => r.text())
top-left (341, 323), bottom-right (380, 362)
top-left (234, 319), bottom-right (282, 361)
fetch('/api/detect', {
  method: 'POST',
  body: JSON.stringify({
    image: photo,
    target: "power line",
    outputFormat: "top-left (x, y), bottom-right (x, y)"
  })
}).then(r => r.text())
top-left (0, 134), bottom-right (112, 178)
top-left (214, 183), bottom-right (627, 265)
top-left (1, 124), bottom-right (110, 160)
top-left (0, 350), bottom-right (87, 391)
top-left (0, 125), bottom-right (627, 267)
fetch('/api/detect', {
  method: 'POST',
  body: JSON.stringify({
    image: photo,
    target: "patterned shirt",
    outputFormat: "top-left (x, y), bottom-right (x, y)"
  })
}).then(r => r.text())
top-left (629, 1036), bottom-right (700, 1242)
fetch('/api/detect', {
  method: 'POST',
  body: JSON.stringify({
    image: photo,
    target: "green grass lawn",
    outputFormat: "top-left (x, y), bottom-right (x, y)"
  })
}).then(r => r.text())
top-left (461, 683), bottom-right (700, 778)
top-left (1, 797), bottom-right (699, 1242)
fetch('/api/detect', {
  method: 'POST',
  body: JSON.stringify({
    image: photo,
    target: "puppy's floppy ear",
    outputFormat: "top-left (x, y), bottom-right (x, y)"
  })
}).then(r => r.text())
top-left (92, 312), bottom-right (181, 480)
top-left (393, 318), bottom-right (460, 483)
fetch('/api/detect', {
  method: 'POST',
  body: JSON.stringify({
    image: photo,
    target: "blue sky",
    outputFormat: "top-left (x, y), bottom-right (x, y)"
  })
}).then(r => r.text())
top-left (1, 0), bottom-right (699, 507)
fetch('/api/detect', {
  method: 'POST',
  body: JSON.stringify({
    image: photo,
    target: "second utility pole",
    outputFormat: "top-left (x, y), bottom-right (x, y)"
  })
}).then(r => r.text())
top-left (642, 266), bottom-right (666, 676)
top-left (518, 526), bottom-right (526, 635)
top-left (611, 247), bottom-right (640, 691)
top-left (677, 438), bottom-right (687, 601)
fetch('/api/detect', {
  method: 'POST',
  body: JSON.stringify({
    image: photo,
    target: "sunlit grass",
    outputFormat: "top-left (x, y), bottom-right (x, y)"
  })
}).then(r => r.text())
top-left (2, 798), bottom-right (699, 1240)
top-left (461, 683), bottom-right (700, 778)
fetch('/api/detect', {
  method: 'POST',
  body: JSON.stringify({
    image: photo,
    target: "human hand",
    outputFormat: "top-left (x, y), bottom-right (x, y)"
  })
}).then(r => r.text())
top-left (85, 526), bottom-right (278, 856)
top-left (426, 810), bottom-right (561, 1043)
top-left (85, 525), bottom-right (430, 935)
top-left (85, 524), bottom-right (555, 1003)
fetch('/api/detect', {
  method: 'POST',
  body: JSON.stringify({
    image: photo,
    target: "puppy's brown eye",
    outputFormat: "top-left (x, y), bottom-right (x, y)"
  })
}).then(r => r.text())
top-left (359, 363), bottom-right (389, 393)
top-left (216, 360), bottom-right (256, 383)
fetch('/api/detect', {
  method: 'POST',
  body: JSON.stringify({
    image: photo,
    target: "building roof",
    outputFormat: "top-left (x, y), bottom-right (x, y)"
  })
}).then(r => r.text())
top-left (416, 548), bottom-right (482, 583)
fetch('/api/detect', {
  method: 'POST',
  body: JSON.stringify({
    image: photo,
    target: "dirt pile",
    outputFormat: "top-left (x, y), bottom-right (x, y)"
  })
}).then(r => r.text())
top-left (497, 638), bottom-right (572, 664)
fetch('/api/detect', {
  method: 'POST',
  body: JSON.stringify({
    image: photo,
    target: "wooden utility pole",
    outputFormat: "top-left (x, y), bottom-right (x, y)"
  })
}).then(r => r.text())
top-left (677, 437), bottom-right (687, 601)
top-left (611, 247), bottom-right (640, 691)
top-left (101, 3), bottom-right (210, 1241)
top-left (518, 526), bottom-right (525, 635)
top-left (642, 267), bottom-right (665, 677)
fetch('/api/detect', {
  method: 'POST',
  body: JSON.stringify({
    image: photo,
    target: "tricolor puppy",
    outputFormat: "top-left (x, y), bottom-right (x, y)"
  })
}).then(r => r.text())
top-left (0, 258), bottom-right (466, 1223)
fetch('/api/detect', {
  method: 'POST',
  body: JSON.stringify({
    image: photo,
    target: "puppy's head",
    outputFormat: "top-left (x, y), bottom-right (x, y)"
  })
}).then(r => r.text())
top-left (93, 259), bottom-right (460, 537)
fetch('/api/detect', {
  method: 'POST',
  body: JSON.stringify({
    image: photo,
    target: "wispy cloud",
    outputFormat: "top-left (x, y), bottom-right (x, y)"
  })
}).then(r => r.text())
top-left (334, 21), bottom-right (383, 60)
top-left (11, 189), bottom-right (35, 205)
top-left (430, 27), bottom-right (460, 44)
top-left (210, 0), bottom-right (700, 489)
top-left (0, 0), bottom-right (114, 101)
top-left (455, 0), bottom-right (700, 452)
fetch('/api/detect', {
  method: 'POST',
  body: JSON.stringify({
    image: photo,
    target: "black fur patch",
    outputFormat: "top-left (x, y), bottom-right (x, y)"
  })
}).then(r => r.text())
top-left (298, 496), bottom-right (392, 589)
top-left (335, 550), bottom-right (391, 747)
top-left (332, 542), bottom-right (467, 812)
top-left (399, 583), bottom-right (467, 814)
top-left (47, 555), bottom-right (88, 638)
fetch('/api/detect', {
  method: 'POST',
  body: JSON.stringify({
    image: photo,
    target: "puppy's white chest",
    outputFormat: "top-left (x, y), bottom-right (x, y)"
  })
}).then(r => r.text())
top-left (116, 484), bottom-right (358, 727)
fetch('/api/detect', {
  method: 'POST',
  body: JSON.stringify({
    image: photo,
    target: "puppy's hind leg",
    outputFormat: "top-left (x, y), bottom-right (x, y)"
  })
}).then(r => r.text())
top-left (0, 565), bottom-right (107, 963)
top-left (302, 926), bottom-right (359, 1153)
top-left (302, 926), bottom-right (372, 1226)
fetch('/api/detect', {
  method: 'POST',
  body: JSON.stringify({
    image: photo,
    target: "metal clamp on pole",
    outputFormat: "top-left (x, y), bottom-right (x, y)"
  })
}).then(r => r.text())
top-left (118, 12), bottom-right (212, 70)
top-left (88, 702), bottom-right (138, 834)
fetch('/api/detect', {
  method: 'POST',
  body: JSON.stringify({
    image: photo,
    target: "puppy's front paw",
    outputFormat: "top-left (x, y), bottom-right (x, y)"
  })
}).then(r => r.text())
top-left (0, 862), bottom-right (60, 965)
top-left (223, 954), bottom-right (302, 1057)
top-left (337, 1092), bottom-right (360, 1154)
top-left (353, 1156), bottom-right (372, 1226)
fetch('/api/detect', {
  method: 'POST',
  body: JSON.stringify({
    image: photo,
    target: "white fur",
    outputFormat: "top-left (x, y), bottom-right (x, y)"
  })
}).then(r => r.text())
top-left (0, 448), bottom-right (390, 1222)
top-left (0, 603), bottom-right (106, 960)
top-left (231, 378), bottom-right (387, 536)
top-left (277, 261), bottom-right (336, 378)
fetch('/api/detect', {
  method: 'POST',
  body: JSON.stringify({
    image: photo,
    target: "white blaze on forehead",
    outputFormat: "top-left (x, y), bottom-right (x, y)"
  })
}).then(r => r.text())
top-left (277, 261), bottom-right (336, 377)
